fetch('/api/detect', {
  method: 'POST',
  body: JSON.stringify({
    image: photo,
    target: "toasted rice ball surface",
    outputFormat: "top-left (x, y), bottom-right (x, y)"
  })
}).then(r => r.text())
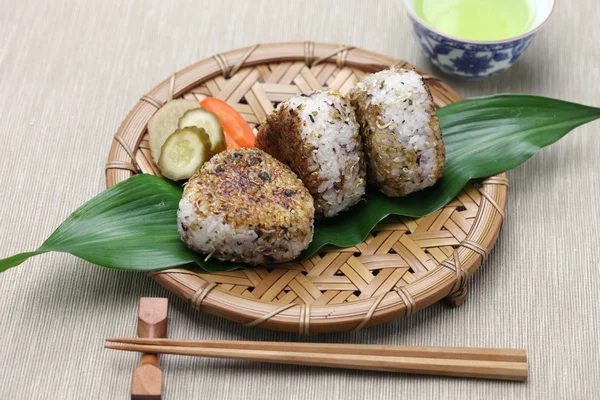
top-left (349, 67), bottom-right (445, 197)
top-left (177, 148), bottom-right (314, 265)
top-left (256, 89), bottom-right (366, 218)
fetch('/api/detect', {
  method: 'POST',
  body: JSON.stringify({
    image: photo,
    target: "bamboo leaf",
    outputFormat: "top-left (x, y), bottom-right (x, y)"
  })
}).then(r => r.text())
top-left (0, 175), bottom-right (203, 273)
top-left (1, 95), bottom-right (599, 272)
top-left (304, 95), bottom-right (600, 256)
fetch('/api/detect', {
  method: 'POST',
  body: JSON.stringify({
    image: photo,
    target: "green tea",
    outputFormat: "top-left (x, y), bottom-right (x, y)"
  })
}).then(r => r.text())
top-left (413, 0), bottom-right (536, 41)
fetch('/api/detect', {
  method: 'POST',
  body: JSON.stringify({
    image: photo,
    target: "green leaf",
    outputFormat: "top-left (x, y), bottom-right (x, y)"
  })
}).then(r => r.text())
top-left (0, 175), bottom-right (202, 273)
top-left (1, 95), bottom-right (599, 273)
top-left (303, 95), bottom-right (600, 257)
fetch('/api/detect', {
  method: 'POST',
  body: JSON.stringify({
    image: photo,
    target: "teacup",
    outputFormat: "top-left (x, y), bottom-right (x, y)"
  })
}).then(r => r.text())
top-left (404, 0), bottom-right (555, 79)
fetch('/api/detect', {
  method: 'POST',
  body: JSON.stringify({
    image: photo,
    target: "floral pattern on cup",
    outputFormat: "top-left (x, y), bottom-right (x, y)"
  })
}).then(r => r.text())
top-left (409, 16), bottom-right (536, 79)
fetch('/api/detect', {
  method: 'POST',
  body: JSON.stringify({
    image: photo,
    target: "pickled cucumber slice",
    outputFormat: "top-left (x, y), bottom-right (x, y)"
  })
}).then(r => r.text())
top-left (158, 127), bottom-right (211, 181)
top-left (178, 108), bottom-right (226, 155)
top-left (148, 99), bottom-right (199, 163)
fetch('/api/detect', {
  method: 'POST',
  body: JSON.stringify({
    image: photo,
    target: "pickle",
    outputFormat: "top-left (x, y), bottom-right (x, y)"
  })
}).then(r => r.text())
top-left (148, 99), bottom-right (199, 163)
top-left (178, 108), bottom-right (226, 155)
top-left (158, 127), bottom-right (211, 181)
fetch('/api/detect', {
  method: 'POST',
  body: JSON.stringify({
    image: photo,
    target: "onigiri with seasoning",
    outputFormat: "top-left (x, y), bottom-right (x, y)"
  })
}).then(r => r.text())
top-left (178, 148), bottom-right (314, 265)
top-left (349, 67), bottom-right (445, 197)
top-left (256, 89), bottom-right (366, 218)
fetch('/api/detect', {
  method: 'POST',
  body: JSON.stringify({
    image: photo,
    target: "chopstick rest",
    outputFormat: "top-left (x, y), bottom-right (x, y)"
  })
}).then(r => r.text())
top-left (130, 298), bottom-right (168, 400)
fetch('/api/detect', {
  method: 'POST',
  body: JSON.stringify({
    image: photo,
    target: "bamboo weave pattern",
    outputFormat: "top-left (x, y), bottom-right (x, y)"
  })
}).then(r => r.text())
top-left (106, 43), bottom-right (507, 332)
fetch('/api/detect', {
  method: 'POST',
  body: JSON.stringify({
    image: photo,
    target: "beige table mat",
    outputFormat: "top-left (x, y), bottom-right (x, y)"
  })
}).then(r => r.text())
top-left (0, 0), bottom-right (599, 398)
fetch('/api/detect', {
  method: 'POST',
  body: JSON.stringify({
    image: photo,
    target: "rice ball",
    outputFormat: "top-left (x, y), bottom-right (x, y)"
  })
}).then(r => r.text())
top-left (177, 148), bottom-right (314, 265)
top-left (256, 89), bottom-right (366, 218)
top-left (349, 67), bottom-right (445, 197)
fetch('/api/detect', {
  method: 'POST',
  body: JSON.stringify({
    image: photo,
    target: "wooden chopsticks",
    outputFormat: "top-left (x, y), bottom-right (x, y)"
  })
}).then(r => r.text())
top-left (106, 338), bottom-right (528, 381)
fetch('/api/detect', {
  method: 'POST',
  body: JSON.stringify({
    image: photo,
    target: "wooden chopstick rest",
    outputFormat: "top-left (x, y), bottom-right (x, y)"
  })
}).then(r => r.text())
top-left (130, 298), bottom-right (168, 400)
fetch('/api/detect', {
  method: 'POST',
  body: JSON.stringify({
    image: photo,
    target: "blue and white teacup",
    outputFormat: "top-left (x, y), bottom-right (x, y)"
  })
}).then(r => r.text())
top-left (403, 0), bottom-right (555, 79)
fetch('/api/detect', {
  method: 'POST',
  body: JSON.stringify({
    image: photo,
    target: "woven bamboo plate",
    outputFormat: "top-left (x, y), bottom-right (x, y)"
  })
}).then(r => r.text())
top-left (106, 42), bottom-right (507, 333)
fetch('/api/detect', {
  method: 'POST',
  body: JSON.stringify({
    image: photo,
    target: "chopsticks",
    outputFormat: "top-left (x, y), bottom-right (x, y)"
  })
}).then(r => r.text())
top-left (106, 338), bottom-right (528, 381)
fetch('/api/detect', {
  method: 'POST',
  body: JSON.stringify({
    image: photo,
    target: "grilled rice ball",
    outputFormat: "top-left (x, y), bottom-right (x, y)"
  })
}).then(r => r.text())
top-left (349, 67), bottom-right (445, 197)
top-left (256, 89), bottom-right (366, 218)
top-left (177, 148), bottom-right (314, 265)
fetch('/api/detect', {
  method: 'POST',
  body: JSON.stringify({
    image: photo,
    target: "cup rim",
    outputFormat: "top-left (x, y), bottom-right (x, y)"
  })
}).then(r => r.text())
top-left (403, 0), bottom-right (555, 44)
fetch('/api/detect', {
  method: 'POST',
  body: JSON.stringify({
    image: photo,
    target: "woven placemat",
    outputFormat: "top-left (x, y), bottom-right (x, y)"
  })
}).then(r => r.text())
top-left (106, 42), bottom-right (507, 333)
